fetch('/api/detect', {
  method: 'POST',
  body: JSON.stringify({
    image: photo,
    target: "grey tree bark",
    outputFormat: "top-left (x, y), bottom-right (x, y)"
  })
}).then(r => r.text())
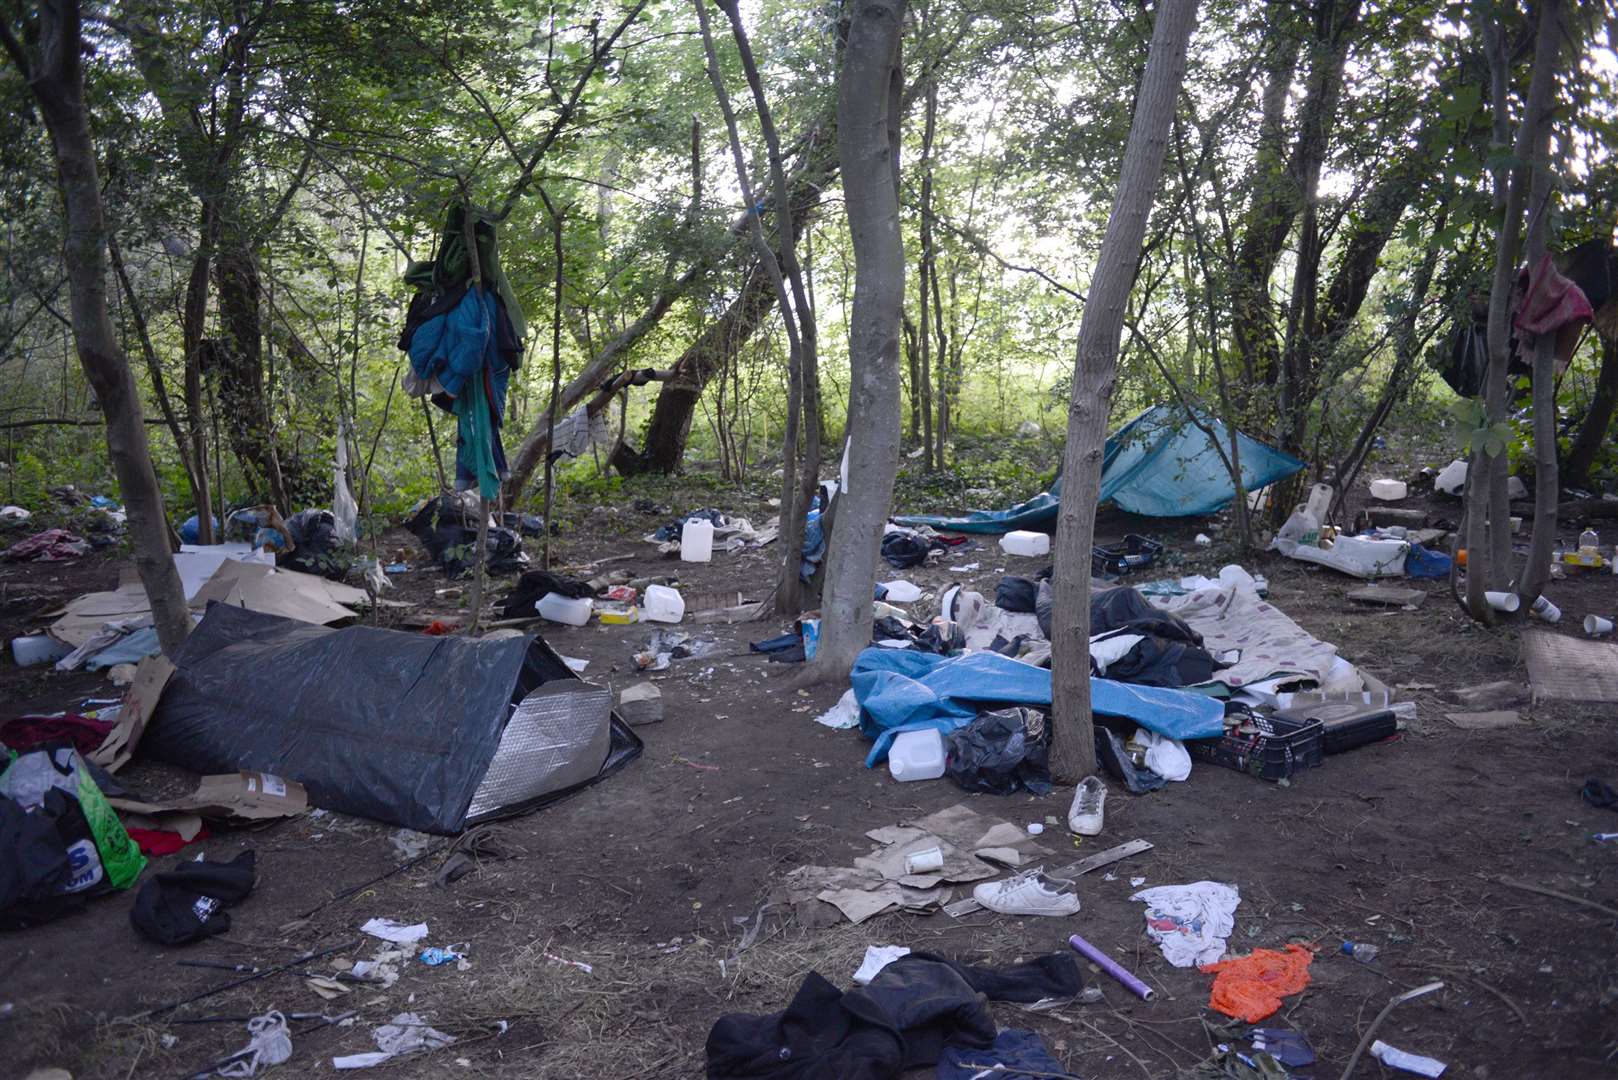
top-left (1048, 0), bottom-right (1199, 783)
top-left (2, 0), bottom-right (191, 653)
top-left (805, 0), bottom-right (909, 684)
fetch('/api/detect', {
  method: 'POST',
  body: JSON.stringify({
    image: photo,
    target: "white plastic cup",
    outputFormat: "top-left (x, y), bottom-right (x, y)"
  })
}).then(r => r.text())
top-left (680, 518), bottom-right (715, 562)
top-left (1529, 595), bottom-right (1562, 623)
top-left (536, 592), bottom-right (593, 626)
top-left (1586, 614), bottom-right (1614, 637)
top-left (642, 584), bottom-right (685, 623)
top-left (1484, 591), bottom-right (1520, 614)
top-left (904, 846), bottom-right (944, 873)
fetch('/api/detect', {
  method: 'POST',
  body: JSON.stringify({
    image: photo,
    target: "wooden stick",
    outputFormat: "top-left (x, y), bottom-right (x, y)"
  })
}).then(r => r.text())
top-left (1493, 875), bottom-right (1618, 919)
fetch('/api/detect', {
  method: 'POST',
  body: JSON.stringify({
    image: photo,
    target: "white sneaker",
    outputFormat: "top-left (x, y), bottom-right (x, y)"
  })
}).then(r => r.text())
top-left (1068, 775), bottom-right (1106, 836)
top-left (972, 867), bottom-right (1081, 917)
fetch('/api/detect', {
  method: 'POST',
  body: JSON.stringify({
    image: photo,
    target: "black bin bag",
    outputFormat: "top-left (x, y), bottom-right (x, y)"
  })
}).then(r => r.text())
top-left (145, 603), bottom-right (642, 834)
top-left (944, 707), bottom-right (1053, 796)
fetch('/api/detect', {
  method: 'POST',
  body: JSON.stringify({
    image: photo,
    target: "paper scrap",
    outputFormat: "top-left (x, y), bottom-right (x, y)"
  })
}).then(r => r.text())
top-left (361, 918), bottom-right (428, 945)
top-left (1370, 1039), bottom-right (1447, 1077)
top-left (852, 945), bottom-right (911, 985)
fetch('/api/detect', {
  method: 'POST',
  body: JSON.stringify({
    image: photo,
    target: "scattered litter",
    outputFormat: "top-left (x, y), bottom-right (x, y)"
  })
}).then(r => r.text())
top-left (1201, 944), bottom-right (1313, 1022)
top-left (1194, 533), bottom-right (1211, 546)
top-left (1131, 881), bottom-right (1240, 967)
top-left (1129, 876), bottom-right (1146, 887)
top-left (1025, 823), bottom-right (1044, 835)
top-left (948, 562), bottom-right (980, 572)
top-left (879, 580), bottom-right (922, 602)
top-left (813, 689), bottom-right (861, 730)
top-left (333, 1011), bottom-right (454, 1069)
top-left (852, 945), bottom-right (911, 985)
top-left (561, 654), bottom-right (589, 673)
top-left (390, 829), bottom-right (433, 860)
top-left (361, 918), bottom-right (428, 945)
top-left (1523, 631), bottom-right (1618, 704)
top-left (545, 953), bottom-right (593, 974)
top-left (419, 945), bottom-right (469, 970)
top-left (306, 976), bottom-right (353, 1000)
top-left (1450, 680), bottom-right (1530, 710)
top-left (618, 683), bottom-right (664, 726)
top-left (1370, 1039), bottom-right (1448, 1077)
top-left (1250, 1028), bottom-right (1315, 1069)
top-left (1445, 710), bottom-right (1524, 730)
top-left (216, 1010), bottom-right (293, 1078)
top-left (1068, 931), bottom-right (1154, 1002)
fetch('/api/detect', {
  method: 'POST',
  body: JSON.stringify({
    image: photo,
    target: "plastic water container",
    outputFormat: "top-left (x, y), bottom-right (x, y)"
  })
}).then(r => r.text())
top-left (888, 728), bottom-right (947, 781)
top-left (642, 584), bottom-right (685, 623)
top-left (1435, 459), bottom-right (1467, 496)
top-left (10, 634), bottom-right (71, 667)
top-left (1369, 478), bottom-right (1407, 501)
top-left (537, 592), bottom-right (593, 626)
top-left (680, 519), bottom-right (715, 562)
top-left (881, 580), bottom-right (922, 603)
top-left (1304, 483), bottom-right (1333, 522)
top-left (999, 530), bottom-right (1050, 557)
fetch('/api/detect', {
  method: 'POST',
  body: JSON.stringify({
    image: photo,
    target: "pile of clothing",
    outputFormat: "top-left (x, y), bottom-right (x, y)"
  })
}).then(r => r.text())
top-left (399, 206), bottom-right (525, 501)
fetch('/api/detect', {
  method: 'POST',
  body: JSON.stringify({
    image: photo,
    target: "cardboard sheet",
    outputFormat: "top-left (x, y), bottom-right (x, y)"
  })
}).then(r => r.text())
top-left (1523, 632), bottom-right (1618, 704)
top-left (108, 769), bottom-right (308, 822)
top-left (88, 654), bottom-right (174, 772)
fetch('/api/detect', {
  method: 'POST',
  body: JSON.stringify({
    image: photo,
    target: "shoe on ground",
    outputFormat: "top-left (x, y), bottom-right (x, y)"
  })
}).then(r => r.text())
top-left (972, 867), bottom-right (1081, 917)
top-left (1069, 775), bottom-right (1106, 836)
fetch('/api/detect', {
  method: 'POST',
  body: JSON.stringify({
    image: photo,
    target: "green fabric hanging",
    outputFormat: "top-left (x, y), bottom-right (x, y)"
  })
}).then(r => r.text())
top-left (404, 205), bottom-right (527, 341)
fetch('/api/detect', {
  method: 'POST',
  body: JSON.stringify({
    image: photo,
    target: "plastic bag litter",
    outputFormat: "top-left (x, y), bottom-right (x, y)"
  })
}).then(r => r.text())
top-left (944, 707), bottom-right (1052, 796)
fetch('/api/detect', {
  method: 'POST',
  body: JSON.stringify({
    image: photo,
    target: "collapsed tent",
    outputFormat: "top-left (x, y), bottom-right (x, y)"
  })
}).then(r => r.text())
top-left (144, 604), bottom-right (641, 833)
top-left (894, 405), bottom-right (1305, 533)
top-left (850, 648), bottom-right (1226, 766)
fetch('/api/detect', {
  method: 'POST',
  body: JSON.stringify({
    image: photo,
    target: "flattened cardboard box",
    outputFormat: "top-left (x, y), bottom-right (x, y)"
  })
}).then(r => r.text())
top-left (109, 770), bottom-right (308, 823)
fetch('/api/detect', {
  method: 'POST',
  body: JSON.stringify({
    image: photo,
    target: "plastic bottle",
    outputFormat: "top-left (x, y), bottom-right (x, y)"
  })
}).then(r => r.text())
top-left (1341, 941), bottom-right (1379, 963)
top-left (999, 530), bottom-right (1051, 557)
top-left (680, 518), bottom-right (715, 562)
top-left (888, 728), bottom-right (946, 781)
top-left (642, 584), bottom-right (685, 623)
top-left (536, 593), bottom-right (593, 626)
top-left (1580, 528), bottom-right (1599, 553)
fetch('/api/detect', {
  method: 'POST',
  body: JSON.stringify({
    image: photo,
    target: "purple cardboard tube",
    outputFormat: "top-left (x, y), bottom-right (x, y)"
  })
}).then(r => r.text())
top-left (1069, 933), bottom-right (1156, 1002)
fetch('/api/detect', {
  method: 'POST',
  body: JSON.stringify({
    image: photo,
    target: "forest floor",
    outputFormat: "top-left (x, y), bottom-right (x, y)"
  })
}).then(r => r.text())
top-left (4, 453), bottom-right (1618, 1079)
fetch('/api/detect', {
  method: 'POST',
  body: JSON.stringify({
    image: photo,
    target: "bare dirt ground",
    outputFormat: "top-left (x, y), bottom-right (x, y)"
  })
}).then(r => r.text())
top-left (3, 480), bottom-right (1617, 1079)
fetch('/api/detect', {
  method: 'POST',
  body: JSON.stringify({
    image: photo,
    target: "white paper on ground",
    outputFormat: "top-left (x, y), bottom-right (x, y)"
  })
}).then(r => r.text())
top-left (1370, 1040), bottom-right (1447, 1077)
top-left (814, 689), bottom-right (861, 730)
top-left (852, 945), bottom-right (911, 985)
top-left (360, 918), bottom-right (428, 945)
top-left (333, 1052), bottom-right (393, 1070)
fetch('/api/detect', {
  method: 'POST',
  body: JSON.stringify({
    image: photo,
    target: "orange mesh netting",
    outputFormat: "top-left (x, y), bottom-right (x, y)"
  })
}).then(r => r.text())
top-left (1199, 943), bottom-right (1314, 1022)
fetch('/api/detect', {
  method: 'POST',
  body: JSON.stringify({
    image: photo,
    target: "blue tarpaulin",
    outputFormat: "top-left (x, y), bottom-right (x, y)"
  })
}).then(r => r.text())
top-left (893, 405), bottom-right (1305, 533)
top-left (850, 648), bottom-right (1226, 766)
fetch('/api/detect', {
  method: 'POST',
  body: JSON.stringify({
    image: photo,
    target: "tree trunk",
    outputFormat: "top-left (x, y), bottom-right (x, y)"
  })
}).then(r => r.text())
top-left (215, 239), bottom-right (291, 513)
top-left (807, 0), bottom-right (909, 684)
top-left (1049, 0), bottom-right (1199, 784)
top-left (10, 0), bottom-right (190, 653)
top-left (180, 210), bottom-right (215, 543)
top-left (1566, 336), bottom-right (1618, 489)
top-left (1513, 0), bottom-right (1570, 607)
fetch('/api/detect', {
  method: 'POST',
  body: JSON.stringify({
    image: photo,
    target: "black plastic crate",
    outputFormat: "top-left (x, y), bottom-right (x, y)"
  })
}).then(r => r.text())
top-left (1188, 711), bottom-right (1324, 781)
top-left (1092, 534), bottom-right (1165, 577)
top-left (1272, 700), bottom-right (1398, 755)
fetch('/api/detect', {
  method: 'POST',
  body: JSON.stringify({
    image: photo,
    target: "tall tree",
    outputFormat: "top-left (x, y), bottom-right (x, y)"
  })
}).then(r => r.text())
top-left (1, 0), bottom-right (191, 653)
top-left (1048, 0), bottom-right (1199, 783)
top-left (803, 0), bottom-right (908, 683)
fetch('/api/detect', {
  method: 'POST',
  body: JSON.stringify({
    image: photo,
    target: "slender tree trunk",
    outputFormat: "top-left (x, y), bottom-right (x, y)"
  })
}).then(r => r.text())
top-left (7, 0), bottom-right (190, 653)
top-left (917, 76), bottom-right (939, 471)
top-left (806, 0), bottom-right (909, 683)
top-left (1566, 336), bottom-right (1618, 489)
top-left (181, 209), bottom-right (215, 543)
top-left (540, 190), bottom-right (565, 569)
top-left (1049, 0), bottom-right (1199, 784)
top-left (1514, 0), bottom-right (1570, 606)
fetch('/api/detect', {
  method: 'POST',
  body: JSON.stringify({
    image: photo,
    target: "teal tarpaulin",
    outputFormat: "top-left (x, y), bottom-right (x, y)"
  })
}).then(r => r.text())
top-left (892, 405), bottom-right (1304, 533)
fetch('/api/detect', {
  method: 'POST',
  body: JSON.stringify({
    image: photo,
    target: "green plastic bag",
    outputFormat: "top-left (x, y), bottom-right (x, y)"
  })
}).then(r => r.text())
top-left (0, 746), bottom-right (145, 891)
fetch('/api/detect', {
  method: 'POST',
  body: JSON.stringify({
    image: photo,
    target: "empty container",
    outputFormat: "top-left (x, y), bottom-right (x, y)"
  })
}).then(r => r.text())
top-left (10, 634), bottom-right (71, 667)
top-left (999, 530), bottom-right (1050, 557)
top-left (1304, 483), bottom-right (1333, 522)
top-left (680, 518), bottom-right (714, 562)
top-left (642, 584), bottom-right (685, 623)
top-left (536, 592), bottom-right (593, 626)
top-left (881, 580), bottom-right (922, 603)
top-left (888, 727), bottom-right (946, 782)
top-left (1369, 478), bottom-right (1407, 501)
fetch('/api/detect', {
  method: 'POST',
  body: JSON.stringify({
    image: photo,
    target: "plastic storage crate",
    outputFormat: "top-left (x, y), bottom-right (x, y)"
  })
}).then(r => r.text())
top-left (1092, 534), bottom-right (1165, 577)
top-left (1188, 711), bottom-right (1324, 781)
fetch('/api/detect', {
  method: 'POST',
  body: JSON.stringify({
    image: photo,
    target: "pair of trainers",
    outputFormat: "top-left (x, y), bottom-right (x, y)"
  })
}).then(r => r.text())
top-left (970, 776), bottom-right (1108, 917)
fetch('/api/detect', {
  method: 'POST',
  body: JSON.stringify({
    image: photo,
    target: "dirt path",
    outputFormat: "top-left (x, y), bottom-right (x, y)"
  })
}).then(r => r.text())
top-left (3, 493), bottom-right (1615, 1078)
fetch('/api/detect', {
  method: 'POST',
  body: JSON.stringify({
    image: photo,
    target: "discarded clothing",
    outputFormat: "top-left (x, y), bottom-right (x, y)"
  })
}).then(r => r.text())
top-left (279, 509), bottom-right (347, 578)
top-left (1148, 582), bottom-right (1348, 692)
top-left (705, 952), bottom-right (1081, 1080)
top-left (1131, 881), bottom-right (1240, 968)
top-left (1, 528), bottom-right (90, 562)
top-left (851, 648), bottom-right (1225, 766)
top-left (1134, 728), bottom-right (1192, 782)
top-left (130, 849), bottom-right (256, 946)
top-left (1092, 586), bottom-right (1201, 644)
top-left (499, 569), bottom-right (596, 618)
top-left (0, 714), bottom-right (115, 756)
top-left (1201, 943), bottom-right (1313, 1022)
top-left (1516, 252), bottom-right (1594, 369)
top-left (126, 824), bottom-right (210, 856)
top-left (881, 530), bottom-right (933, 569)
top-left (334, 1010), bottom-right (455, 1069)
top-left (944, 708), bottom-right (1051, 796)
top-left (994, 576), bottom-right (1039, 613)
top-left (936, 1028), bottom-right (1072, 1080)
top-left (1582, 778), bottom-right (1618, 810)
top-left (406, 494), bottom-right (527, 578)
top-left (1096, 726), bottom-right (1166, 793)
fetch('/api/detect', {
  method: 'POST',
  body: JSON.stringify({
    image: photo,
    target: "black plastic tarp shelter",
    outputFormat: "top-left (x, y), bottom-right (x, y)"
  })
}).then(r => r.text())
top-left (146, 603), bottom-right (641, 833)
